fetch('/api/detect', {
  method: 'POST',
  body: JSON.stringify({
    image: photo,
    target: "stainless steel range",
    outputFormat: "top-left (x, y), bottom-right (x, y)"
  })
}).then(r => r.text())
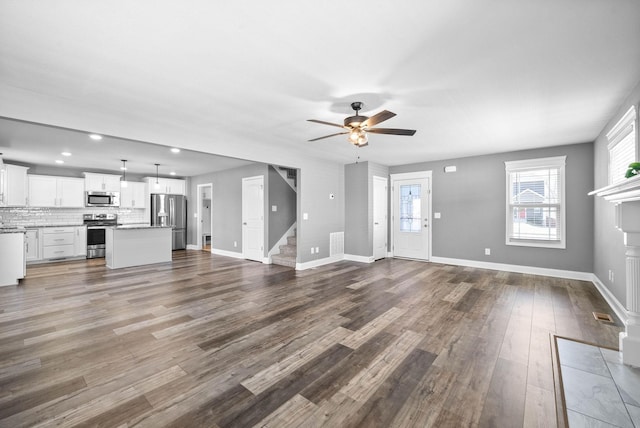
top-left (83, 213), bottom-right (117, 258)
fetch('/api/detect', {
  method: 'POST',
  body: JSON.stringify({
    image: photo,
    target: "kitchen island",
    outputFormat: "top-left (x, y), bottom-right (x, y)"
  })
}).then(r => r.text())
top-left (105, 225), bottom-right (172, 269)
top-left (0, 228), bottom-right (26, 286)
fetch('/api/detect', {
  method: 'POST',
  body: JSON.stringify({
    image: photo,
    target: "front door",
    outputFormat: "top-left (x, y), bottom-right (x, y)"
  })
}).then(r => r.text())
top-left (242, 175), bottom-right (264, 262)
top-left (392, 173), bottom-right (430, 260)
top-left (373, 176), bottom-right (388, 260)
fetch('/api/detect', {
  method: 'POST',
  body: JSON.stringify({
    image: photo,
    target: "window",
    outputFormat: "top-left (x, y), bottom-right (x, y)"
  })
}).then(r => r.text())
top-left (608, 106), bottom-right (637, 185)
top-left (505, 156), bottom-right (566, 248)
top-left (399, 184), bottom-right (422, 232)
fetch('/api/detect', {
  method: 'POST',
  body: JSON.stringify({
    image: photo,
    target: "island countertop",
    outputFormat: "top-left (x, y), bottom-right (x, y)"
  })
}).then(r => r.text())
top-left (113, 224), bottom-right (172, 230)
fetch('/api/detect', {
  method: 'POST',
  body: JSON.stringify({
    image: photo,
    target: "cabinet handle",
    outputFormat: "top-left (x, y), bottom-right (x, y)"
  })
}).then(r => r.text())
top-left (54, 251), bottom-right (64, 254)
top-left (54, 238), bottom-right (65, 242)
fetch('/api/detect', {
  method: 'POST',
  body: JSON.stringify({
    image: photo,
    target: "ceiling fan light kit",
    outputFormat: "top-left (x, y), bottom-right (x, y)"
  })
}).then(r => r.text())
top-left (308, 101), bottom-right (416, 147)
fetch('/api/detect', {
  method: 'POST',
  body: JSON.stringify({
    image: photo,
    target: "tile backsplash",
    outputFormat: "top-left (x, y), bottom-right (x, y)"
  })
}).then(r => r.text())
top-left (0, 207), bottom-right (147, 227)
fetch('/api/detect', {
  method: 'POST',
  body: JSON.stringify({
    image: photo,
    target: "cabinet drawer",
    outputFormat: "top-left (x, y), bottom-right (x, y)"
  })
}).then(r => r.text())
top-left (43, 232), bottom-right (74, 246)
top-left (43, 244), bottom-right (74, 259)
top-left (43, 227), bottom-right (75, 234)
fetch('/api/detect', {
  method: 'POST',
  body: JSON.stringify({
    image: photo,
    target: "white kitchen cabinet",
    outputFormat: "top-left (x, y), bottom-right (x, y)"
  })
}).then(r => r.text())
top-left (0, 232), bottom-right (25, 286)
top-left (84, 172), bottom-right (121, 192)
top-left (120, 181), bottom-right (146, 208)
top-left (0, 164), bottom-right (29, 207)
top-left (25, 229), bottom-right (40, 262)
top-left (28, 175), bottom-right (85, 207)
top-left (74, 226), bottom-right (87, 257)
top-left (145, 177), bottom-right (186, 195)
top-left (42, 227), bottom-right (75, 259)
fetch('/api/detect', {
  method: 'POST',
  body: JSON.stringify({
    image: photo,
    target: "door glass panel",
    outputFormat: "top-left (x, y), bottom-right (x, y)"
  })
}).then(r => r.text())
top-left (400, 184), bottom-right (421, 233)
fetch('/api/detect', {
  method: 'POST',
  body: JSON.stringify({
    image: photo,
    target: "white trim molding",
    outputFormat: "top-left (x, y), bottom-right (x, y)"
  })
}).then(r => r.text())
top-left (592, 274), bottom-right (628, 326)
top-left (296, 255), bottom-right (344, 270)
top-left (430, 256), bottom-right (592, 281)
top-left (211, 248), bottom-right (244, 259)
top-left (344, 254), bottom-right (375, 264)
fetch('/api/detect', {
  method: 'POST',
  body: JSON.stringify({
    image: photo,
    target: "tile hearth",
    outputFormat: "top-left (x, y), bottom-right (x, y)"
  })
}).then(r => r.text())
top-left (556, 337), bottom-right (640, 427)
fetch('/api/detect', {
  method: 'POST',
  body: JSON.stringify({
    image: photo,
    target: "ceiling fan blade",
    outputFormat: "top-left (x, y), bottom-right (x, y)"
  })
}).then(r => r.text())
top-left (307, 119), bottom-right (346, 129)
top-left (308, 131), bottom-right (349, 142)
top-left (367, 128), bottom-right (417, 136)
top-left (362, 110), bottom-right (396, 128)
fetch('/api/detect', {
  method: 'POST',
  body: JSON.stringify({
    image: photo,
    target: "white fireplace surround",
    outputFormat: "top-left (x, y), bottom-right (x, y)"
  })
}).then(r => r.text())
top-left (590, 173), bottom-right (640, 367)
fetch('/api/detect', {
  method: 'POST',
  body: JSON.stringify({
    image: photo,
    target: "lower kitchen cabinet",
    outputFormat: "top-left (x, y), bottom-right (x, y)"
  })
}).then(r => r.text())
top-left (42, 227), bottom-right (75, 259)
top-left (25, 229), bottom-right (40, 262)
top-left (74, 226), bottom-right (87, 257)
top-left (27, 226), bottom-right (87, 263)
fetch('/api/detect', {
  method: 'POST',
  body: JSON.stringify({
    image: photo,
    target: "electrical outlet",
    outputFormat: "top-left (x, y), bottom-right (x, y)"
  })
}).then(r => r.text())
top-left (233, 241), bottom-right (237, 247)
top-left (611, 271), bottom-right (615, 283)
top-left (310, 247), bottom-right (315, 254)
top-left (484, 248), bottom-right (491, 255)
top-left (315, 247), bottom-right (319, 253)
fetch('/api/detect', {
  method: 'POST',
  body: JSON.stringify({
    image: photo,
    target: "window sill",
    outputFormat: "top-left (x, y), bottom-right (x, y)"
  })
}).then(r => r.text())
top-left (506, 239), bottom-right (566, 249)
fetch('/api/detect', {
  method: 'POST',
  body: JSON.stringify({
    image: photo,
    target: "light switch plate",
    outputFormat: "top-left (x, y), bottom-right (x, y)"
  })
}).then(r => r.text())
top-left (272, 205), bottom-right (277, 212)
top-left (303, 213), bottom-right (309, 220)
top-left (434, 212), bottom-right (441, 219)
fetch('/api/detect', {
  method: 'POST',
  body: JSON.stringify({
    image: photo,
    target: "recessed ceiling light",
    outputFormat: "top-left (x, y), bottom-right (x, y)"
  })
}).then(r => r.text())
top-left (170, 148), bottom-right (180, 153)
top-left (55, 159), bottom-right (64, 164)
top-left (170, 171), bottom-right (176, 176)
top-left (61, 152), bottom-right (72, 156)
top-left (89, 134), bottom-right (102, 141)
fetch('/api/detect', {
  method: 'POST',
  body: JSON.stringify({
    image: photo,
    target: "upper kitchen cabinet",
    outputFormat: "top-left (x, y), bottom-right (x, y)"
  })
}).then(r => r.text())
top-left (84, 172), bottom-right (121, 192)
top-left (120, 181), bottom-right (146, 208)
top-left (28, 175), bottom-right (84, 207)
top-left (0, 164), bottom-right (29, 207)
top-left (144, 177), bottom-right (186, 195)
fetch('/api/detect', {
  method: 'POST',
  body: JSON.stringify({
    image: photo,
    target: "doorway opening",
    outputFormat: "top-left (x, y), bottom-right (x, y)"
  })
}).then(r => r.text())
top-left (197, 183), bottom-right (213, 252)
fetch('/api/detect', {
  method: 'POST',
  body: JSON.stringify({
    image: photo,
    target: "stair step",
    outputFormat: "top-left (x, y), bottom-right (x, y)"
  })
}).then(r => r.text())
top-left (272, 254), bottom-right (296, 268)
top-left (287, 236), bottom-right (297, 246)
top-left (279, 244), bottom-right (297, 256)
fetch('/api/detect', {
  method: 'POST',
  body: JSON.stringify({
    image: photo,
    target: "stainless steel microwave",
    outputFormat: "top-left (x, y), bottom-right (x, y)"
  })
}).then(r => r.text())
top-left (86, 191), bottom-right (120, 207)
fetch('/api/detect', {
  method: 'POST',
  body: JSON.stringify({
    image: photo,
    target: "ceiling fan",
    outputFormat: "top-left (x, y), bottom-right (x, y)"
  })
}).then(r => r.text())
top-left (308, 101), bottom-right (416, 147)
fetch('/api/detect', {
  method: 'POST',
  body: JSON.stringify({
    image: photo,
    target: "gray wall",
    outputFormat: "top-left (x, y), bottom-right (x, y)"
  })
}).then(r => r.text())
top-left (297, 160), bottom-right (344, 263)
top-left (268, 165), bottom-right (296, 250)
top-left (188, 163), bottom-right (269, 254)
top-left (344, 161), bottom-right (389, 258)
top-left (593, 79), bottom-right (640, 307)
top-left (390, 142), bottom-right (594, 273)
top-left (345, 162), bottom-right (369, 256)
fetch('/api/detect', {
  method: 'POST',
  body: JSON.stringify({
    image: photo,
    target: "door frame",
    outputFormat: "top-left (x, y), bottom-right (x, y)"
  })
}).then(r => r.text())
top-left (196, 183), bottom-right (213, 251)
top-left (390, 171), bottom-right (432, 261)
top-left (373, 175), bottom-right (388, 261)
top-left (242, 175), bottom-right (265, 262)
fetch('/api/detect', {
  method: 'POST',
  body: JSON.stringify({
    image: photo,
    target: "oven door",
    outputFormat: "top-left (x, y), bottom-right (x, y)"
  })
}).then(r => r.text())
top-left (86, 227), bottom-right (106, 258)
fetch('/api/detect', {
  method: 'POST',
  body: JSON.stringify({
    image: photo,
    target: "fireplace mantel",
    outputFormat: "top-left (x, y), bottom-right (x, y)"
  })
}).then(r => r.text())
top-left (590, 174), bottom-right (640, 367)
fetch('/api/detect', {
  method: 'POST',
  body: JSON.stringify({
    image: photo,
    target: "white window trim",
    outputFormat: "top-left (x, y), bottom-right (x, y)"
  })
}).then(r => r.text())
top-left (505, 155), bottom-right (566, 249)
top-left (607, 105), bottom-right (638, 185)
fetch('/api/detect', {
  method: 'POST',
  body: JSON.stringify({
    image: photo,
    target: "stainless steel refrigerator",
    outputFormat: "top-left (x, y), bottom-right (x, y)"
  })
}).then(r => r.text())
top-left (150, 194), bottom-right (187, 250)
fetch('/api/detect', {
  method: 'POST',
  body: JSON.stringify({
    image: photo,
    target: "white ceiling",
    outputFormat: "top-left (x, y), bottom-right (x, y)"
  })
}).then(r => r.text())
top-left (1, 1), bottom-right (639, 170)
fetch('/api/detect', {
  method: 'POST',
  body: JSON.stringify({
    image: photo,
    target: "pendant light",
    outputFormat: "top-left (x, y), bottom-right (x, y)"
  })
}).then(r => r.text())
top-left (154, 163), bottom-right (161, 189)
top-left (120, 159), bottom-right (128, 188)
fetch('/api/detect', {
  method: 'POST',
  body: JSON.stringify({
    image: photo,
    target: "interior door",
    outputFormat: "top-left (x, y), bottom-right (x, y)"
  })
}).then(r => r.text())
top-left (242, 175), bottom-right (264, 262)
top-left (373, 176), bottom-right (388, 260)
top-left (392, 176), bottom-right (430, 260)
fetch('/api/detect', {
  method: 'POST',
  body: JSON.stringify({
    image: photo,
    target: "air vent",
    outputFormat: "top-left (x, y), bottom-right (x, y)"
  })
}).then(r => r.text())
top-left (592, 312), bottom-right (614, 323)
top-left (330, 232), bottom-right (344, 257)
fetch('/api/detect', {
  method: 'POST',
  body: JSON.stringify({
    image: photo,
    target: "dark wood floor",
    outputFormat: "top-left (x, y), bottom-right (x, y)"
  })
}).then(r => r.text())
top-left (0, 251), bottom-right (622, 427)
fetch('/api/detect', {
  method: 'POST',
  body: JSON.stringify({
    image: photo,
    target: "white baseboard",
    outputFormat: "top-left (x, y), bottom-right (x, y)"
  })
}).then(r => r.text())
top-left (344, 254), bottom-right (375, 264)
top-left (591, 274), bottom-right (628, 325)
top-left (186, 244), bottom-right (200, 251)
top-left (211, 248), bottom-right (244, 259)
top-left (296, 254), bottom-right (344, 270)
top-left (429, 256), bottom-right (593, 281)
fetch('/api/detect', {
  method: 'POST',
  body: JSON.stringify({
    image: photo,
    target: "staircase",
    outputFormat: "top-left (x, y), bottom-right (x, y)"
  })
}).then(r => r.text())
top-left (271, 231), bottom-right (297, 268)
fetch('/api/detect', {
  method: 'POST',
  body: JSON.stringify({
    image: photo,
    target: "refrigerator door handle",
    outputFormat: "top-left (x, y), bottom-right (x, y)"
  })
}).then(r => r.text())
top-left (169, 197), bottom-right (175, 227)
